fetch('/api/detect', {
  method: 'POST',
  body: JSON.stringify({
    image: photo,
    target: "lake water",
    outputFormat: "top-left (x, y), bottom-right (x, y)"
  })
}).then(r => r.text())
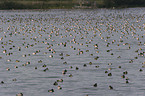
top-left (0, 8), bottom-right (145, 96)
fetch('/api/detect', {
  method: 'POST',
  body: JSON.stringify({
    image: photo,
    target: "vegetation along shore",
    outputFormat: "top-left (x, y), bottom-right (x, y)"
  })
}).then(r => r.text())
top-left (0, 0), bottom-right (145, 10)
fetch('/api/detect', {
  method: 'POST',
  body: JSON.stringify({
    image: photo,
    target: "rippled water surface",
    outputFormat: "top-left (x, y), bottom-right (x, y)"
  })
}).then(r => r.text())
top-left (0, 8), bottom-right (145, 96)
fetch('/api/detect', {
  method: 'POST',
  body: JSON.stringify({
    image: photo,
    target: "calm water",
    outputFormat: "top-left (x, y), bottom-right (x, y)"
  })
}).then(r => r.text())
top-left (0, 8), bottom-right (145, 96)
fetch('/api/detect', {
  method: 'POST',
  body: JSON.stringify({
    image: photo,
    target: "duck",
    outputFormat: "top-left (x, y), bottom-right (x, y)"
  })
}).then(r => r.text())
top-left (48, 89), bottom-right (54, 92)
top-left (108, 73), bottom-right (112, 76)
top-left (83, 64), bottom-right (87, 67)
top-left (58, 86), bottom-right (62, 90)
top-left (93, 83), bottom-right (97, 87)
top-left (43, 68), bottom-right (49, 72)
top-left (109, 85), bottom-right (113, 89)
top-left (16, 93), bottom-right (23, 96)
top-left (76, 67), bottom-right (79, 70)
top-left (69, 74), bottom-right (73, 77)
top-left (53, 82), bottom-right (58, 86)
top-left (1, 81), bottom-right (4, 84)
top-left (57, 79), bottom-right (63, 82)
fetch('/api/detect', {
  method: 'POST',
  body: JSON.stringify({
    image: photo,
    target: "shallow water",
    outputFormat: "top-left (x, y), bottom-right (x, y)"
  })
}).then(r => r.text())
top-left (0, 8), bottom-right (145, 96)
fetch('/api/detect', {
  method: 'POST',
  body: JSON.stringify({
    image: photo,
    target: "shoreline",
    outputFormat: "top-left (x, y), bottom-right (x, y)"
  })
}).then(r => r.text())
top-left (0, 7), bottom-right (145, 11)
top-left (0, 0), bottom-right (145, 10)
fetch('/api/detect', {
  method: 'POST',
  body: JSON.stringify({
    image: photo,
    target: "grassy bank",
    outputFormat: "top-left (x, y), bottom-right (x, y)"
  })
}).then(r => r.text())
top-left (0, 1), bottom-right (77, 9)
top-left (0, 0), bottom-right (145, 9)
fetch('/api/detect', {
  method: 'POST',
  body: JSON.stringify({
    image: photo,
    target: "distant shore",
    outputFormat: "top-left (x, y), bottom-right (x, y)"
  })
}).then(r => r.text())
top-left (0, 0), bottom-right (145, 10)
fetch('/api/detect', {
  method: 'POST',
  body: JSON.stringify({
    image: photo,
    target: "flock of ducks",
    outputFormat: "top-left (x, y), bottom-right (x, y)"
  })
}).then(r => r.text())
top-left (0, 8), bottom-right (145, 96)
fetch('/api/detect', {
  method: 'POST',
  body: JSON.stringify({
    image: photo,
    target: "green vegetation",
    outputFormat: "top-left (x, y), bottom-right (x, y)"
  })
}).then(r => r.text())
top-left (103, 0), bottom-right (145, 8)
top-left (0, 0), bottom-right (145, 9)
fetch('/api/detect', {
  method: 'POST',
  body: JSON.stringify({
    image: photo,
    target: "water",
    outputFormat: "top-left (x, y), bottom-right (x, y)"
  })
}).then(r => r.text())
top-left (0, 8), bottom-right (145, 96)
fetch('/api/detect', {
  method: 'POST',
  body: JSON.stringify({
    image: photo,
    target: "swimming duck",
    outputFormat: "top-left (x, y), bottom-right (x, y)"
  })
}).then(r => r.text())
top-left (48, 89), bottom-right (54, 92)
top-left (93, 83), bottom-right (97, 87)
top-left (53, 82), bottom-right (58, 86)
top-left (69, 74), bottom-right (73, 77)
top-left (57, 79), bottom-right (63, 82)
top-left (108, 73), bottom-right (112, 76)
top-left (43, 68), bottom-right (49, 72)
top-left (1, 81), bottom-right (4, 84)
top-left (57, 86), bottom-right (62, 90)
top-left (16, 93), bottom-right (23, 96)
top-left (109, 85), bottom-right (113, 89)
top-left (76, 67), bottom-right (79, 70)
